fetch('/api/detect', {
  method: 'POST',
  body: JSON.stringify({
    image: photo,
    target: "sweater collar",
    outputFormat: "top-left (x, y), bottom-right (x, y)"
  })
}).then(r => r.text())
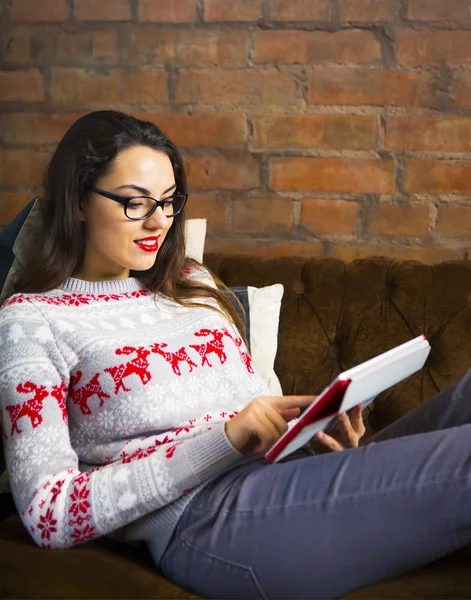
top-left (61, 277), bottom-right (146, 295)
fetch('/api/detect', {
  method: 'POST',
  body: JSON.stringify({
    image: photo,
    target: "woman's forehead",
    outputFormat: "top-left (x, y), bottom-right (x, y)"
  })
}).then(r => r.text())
top-left (109, 146), bottom-right (175, 189)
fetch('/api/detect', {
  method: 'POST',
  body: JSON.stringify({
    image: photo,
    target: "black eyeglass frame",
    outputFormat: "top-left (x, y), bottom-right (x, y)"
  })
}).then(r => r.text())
top-left (88, 187), bottom-right (188, 220)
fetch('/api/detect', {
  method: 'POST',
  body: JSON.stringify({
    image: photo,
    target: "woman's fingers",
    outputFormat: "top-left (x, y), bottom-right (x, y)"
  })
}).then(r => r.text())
top-left (224, 395), bottom-right (317, 455)
top-left (274, 395), bottom-right (317, 410)
top-left (349, 404), bottom-right (366, 438)
top-left (314, 430), bottom-right (344, 452)
top-left (314, 406), bottom-right (365, 452)
top-left (252, 415), bottom-right (286, 454)
top-left (337, 412), bottom-right (357, 447)
top-left (279, 407), bottom-right (301, 422)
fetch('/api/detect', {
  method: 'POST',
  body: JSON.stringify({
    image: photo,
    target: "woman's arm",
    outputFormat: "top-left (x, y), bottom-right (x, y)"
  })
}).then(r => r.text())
top-left (0, 298), bottom-right (243, 550)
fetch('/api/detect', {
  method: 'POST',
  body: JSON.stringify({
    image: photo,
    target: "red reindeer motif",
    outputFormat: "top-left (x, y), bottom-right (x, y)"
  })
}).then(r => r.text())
top-left (105, 346), bottom-right (152, 393)
top-left (6, 381), bottom-right (49, 435)
top-left (151, 343), bottom-right (198, 376)
top-left (50, 382), bottom-right (69, 422)
top-left (69, 372), bottom-right (110, 415)
top-left (165, 441), bottom-right (183, 459)
top-left (189, 328), bottom-right (227, 368)
top-left (223, 328), bottom-right (254, 374)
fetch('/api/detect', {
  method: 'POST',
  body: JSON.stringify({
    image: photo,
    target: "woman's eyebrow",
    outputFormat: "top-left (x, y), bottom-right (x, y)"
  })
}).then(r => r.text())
top-left (115, 183), bottom-right (177, 196)
top-left (161, 183), bottom-right (177, 196)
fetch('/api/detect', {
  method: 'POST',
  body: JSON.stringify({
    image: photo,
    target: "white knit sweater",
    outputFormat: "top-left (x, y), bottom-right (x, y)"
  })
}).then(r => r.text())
top-left (0, 267), bottom-right (269, 559)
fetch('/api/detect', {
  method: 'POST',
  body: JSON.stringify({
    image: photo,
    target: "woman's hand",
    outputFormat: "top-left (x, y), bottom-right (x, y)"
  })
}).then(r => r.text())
top-left (313, 404), bottom-right (365, 452)
top-left (225, 395), bottom-right (316, 455)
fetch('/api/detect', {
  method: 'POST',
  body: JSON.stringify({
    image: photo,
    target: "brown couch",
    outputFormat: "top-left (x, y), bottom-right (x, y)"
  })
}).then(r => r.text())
top-left (2, 253), bottom-right (471, 599)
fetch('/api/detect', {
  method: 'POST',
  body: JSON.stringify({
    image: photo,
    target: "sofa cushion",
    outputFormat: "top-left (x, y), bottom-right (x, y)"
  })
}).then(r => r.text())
top-left (343, 544), bottom-right (471, 599)
top-left (224, 286), bottom-right (250, 349)
top-left (204, 253), bottom-right (471, 434)
top-left (2, 510), bottom-right (471, 600)
top-left (226, 284), bottom-right (283, 396)
top-left (0, 514), bottom-right (201, 599)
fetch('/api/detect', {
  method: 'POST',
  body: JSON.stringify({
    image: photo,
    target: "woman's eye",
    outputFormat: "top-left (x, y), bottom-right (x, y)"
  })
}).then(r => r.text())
top-left (128, 201), bottom-right (144, 210)
top-left (163, 198), bottom-right (174, 206)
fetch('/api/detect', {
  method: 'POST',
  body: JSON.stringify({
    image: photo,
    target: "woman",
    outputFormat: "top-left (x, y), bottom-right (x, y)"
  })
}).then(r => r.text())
top-left (1, 110), bottom-right (471, 600)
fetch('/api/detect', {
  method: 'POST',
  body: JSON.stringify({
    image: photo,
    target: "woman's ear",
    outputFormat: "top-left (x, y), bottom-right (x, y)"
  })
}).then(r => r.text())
top-left (78, 197), bottom-right (86, 222)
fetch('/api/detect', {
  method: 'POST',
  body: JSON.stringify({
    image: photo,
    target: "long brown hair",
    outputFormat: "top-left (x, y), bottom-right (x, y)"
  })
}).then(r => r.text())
top-left (7, 110), bottom-right (247, 339)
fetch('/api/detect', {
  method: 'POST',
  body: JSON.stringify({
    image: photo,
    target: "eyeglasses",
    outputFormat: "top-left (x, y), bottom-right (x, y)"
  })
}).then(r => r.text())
top-left (89, 187), bottom-right (188, 220)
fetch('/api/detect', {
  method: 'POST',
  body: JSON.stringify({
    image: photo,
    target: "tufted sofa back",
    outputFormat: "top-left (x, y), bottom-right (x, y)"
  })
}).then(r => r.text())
top-left (205, 254), bottom-right (471, 434)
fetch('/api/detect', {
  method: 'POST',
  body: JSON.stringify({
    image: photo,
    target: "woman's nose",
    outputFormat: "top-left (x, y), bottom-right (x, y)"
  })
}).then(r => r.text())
top-left (145, 206), bottom-right (169, 230)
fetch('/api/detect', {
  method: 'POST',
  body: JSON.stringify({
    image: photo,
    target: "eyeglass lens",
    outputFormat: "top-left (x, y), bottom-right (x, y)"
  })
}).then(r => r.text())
top-left (125, 195), bottom-right (186, 219)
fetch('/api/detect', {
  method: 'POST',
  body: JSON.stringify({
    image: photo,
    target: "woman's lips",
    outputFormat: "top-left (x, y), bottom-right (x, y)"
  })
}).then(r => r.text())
top-left (134, 236), bottom-right (160, 253)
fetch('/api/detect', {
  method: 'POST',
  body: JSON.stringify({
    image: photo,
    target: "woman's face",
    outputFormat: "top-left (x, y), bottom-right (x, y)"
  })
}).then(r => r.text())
top-left (77, 145), bottom-right (176, 282)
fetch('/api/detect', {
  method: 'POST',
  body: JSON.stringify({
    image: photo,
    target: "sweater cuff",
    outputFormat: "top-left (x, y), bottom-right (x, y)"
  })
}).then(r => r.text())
top-left (184, 422), bottom-right (245, 483)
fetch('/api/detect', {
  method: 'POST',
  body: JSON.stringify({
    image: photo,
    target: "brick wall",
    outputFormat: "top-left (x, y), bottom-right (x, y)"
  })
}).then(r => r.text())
top-left (2, 0), bottom-right (471, 262)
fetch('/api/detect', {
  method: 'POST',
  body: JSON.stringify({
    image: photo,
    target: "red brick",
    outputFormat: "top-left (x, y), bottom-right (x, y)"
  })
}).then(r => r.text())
top-left (3, 29), bottom-right (30, 63)
top-left (173, 29), bottom-right (247, 66)
top-left (121, 69), bottom-right (168, 104)
top-left (368, 204), bottom-right (429, 237)
top-left (407, 0), bottom-right (471, 22)
top-left (5, 28), bottom-right (118, 65)
top-left (138, 0), bottom-right (197, 22)
top-left (338, 0), bottom-right (398, 22)
top-left (447, 72), bottom-right (471, 108)
top-left (265, 0), bottom-right (330, 21)
top-left (301, 198), bottom-right (359, 234)
top-left (204, 239), bottom-right (323, 259)
top-left (270, 158), bottom-right (395, 194)
top-left (330, 243), bottom-right (462, 263)
top-left (75, 0), bottom-right (131, 20)
top-left (405, 160), bottom-right (471, 194)
top-left (92, 30), bottom-right (118, 63)
top-left (309, 68), bottom-right (434, 107)
top-left (138, 113), bottom-right (247, 148)
top-left (122, 28), bottom-right (248, 67)
top-left (0, 148), bottom-right (50, 185)
top-left (0, 112), bottom-right (82, 145)
top-left (185, 193), bottom-right (230, 235)
top-left (42, 30), bottom-right (93, 66)
top-left (397, 31), bottom-right (471, 67)
top-left (233, 197), bottom-right (294, 233)
top-left (176, 69), bottom-right (297, 106)
top-left (252, 114), bottom-right (379, 151)
top-left (121, 28), bottom-right (174, 64)
top-left (0, 69), bottom-right (44, 102)
top-left (50, 68), bottom-right (120, 106)
top-left (437, 205), bottom-right (471, 237)
top-left (32, 29), bottom-right (92, 63)
top-left (204, 0), bottom-right (262, 21)
top-left (188, 154), bottom-right (259, 190)
top-left (386, 115), bottom-right (471, 152)
top-left (11, 0), bottom-right (69, 21)
top-left (253, 30), bottom-right (380, 65)
top-left (0, 191), bottom-right (36, 226)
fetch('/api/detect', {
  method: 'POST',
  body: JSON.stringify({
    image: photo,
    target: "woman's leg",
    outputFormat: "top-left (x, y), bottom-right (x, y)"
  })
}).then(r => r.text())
top-left (157, 423), bottom-right (471, 600)
top-left (367, 367), bottom-right (471, 443)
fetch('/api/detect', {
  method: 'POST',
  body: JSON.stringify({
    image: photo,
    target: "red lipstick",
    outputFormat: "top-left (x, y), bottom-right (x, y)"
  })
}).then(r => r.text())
top-left (134, 236), bottom-right (160, 253)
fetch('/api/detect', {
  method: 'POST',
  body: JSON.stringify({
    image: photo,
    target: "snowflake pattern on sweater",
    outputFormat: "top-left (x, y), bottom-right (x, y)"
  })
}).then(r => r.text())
top-left (0, 268), bottom-right (269, 549)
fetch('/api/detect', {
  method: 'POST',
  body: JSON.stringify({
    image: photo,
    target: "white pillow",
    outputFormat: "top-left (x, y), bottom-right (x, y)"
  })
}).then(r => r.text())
top-left (247, 284), bottom-right (284, 396)
top-left (184, 218), bottom-right (207, 263)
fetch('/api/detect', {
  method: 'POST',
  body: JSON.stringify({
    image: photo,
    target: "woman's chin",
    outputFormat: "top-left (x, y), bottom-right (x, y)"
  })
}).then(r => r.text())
top-left (129, 257), bottom-right (158, 272)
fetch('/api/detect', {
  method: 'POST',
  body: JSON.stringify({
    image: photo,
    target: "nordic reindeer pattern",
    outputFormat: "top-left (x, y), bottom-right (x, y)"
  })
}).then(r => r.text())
top-left (4, 327), bottom-right (252, 438)
top-left (0, 272), bottom-right (267, 552)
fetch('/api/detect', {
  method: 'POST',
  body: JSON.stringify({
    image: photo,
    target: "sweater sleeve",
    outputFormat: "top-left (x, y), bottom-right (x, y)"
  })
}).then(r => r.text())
top-left (0, 298), bottom-right (243, 550)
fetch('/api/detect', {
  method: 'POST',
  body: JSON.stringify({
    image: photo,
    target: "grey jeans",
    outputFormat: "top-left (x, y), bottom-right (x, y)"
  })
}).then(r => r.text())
top-left (155, 369), bottom-right (471, 599)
